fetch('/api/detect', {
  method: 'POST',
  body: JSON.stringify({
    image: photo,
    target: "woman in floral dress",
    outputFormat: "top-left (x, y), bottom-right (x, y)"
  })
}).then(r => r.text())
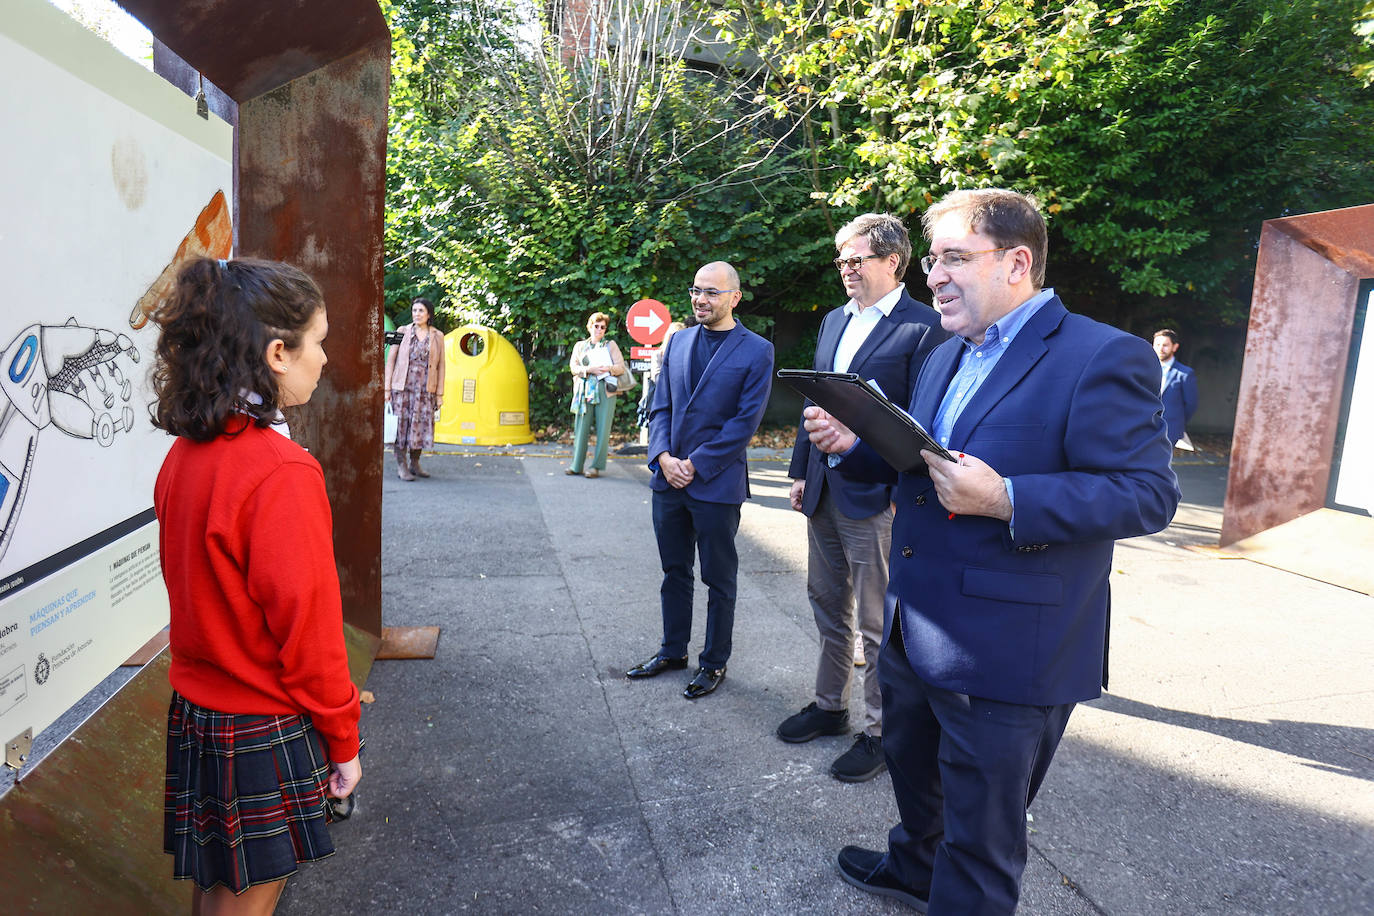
top-left (384, 297), bottom-right (445, 480)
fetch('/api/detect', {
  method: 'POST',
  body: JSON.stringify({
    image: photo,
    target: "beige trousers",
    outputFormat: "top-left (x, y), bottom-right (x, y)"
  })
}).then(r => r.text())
top-left (807, 485), bottom-right (892, 736)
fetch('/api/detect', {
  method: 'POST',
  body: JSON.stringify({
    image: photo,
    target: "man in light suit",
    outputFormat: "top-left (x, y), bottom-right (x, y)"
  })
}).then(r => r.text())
top-left (805, 190), bottom-right (1179, 913)
top-left (1152, 328), bottom-right (1200, 448)
top-left (626, 261), bottom-right (774, 699)
top-left (780, 214), bottom-right (948, 783)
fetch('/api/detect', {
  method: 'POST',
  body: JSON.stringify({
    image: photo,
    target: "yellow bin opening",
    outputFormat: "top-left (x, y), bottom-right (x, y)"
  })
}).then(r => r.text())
top-left (434, 325), bottom-right (534, 446)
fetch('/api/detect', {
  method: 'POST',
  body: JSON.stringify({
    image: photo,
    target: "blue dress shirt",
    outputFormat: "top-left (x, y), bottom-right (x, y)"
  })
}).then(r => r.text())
top-left (931, 288), bottom-right (1056, 532)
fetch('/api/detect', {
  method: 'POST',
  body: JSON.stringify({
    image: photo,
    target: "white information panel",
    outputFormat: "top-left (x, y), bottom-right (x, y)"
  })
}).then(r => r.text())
top-left (1332, 287), bottom-right (1373, 515)
top-left (0, 0), bottom-right (233, 749)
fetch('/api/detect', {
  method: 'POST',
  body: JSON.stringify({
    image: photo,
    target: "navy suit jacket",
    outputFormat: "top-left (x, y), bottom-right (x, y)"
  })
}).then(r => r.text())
top-left (787, 288), bottom-right (949, 519)
top-left (1160, 360), bottom-right (1199, 444)
top-left (648, 323), bottom-right (774, 504)
top-left (840, 297), bottom-right (1180, 706)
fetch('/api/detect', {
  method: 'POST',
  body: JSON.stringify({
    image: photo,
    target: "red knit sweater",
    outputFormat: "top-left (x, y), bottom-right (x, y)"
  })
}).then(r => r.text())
top-left (155, 421), bottom-right (361, 763)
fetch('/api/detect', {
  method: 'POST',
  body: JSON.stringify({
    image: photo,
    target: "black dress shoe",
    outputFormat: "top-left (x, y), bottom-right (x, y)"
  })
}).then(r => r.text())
top-left (836, 846), bottom-right (928, 911)
top-left (683, 666), bottom-right (726, 699)
top-left (626, 654), bottom-right (688, 678)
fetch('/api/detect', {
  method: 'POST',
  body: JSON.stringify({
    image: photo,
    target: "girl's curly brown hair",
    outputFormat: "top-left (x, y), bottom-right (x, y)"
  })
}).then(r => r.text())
top-left (149, 257), bottom-right (323, 441)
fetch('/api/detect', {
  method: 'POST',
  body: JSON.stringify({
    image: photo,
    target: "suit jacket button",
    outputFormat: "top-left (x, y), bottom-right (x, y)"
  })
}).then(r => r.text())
top-left (900, 546), bottom-right (913, 558)
top-left (915, 494), bottom-right (926, 506)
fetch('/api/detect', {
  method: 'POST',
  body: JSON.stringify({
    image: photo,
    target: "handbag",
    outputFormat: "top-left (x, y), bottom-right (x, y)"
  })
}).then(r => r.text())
top-left (606, 365), bottom-right (636, 395)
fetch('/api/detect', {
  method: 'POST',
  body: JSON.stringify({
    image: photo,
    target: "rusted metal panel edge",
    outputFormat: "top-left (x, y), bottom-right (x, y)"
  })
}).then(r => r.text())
top-left (1224, 509), bottom-right (1374, 596)
top-left (344, 620), bottom-right (383, 687)
top-left (1222, 221), bottom-right (1365, 544)
top-left (117, 0), bottom-right (388, 104)
top-left (0, 651), bottom-right (187, 913)
top-left (0, 623), bottom-right (376, 910)
top-left (1263, 204), bottom-right (1374, 278)
top-left (376, 625), bottom-right (441, 660)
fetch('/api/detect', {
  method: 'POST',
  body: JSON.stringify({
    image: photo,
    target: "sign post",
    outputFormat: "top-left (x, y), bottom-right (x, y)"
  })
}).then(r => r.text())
top-left (626, 298), bottom-right (671, 348)
top-left (625, 299), bottom-right (672, 445)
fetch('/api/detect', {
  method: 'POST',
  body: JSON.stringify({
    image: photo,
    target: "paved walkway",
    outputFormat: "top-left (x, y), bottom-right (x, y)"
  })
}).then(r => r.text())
top-left (280, 447), bottom-right (1373, 915)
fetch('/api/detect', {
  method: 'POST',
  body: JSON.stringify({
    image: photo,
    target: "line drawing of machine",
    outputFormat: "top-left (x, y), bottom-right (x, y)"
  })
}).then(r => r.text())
top-left (0, 319), bottom-right (141, 564)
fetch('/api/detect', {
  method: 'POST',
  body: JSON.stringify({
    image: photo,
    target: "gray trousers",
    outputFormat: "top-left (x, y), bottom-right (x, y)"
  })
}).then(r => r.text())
top-left (807, 485), bottom-right (892, 736)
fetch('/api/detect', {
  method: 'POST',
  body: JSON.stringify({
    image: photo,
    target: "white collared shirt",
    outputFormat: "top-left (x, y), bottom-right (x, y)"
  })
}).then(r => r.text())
top-left (1159, 356), bottom-right (1174, 394)
top-left (832, 283), bottom-right (904, 373)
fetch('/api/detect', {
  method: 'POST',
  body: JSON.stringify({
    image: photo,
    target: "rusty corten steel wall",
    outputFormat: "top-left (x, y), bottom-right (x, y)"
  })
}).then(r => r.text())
top-left (236, 42), bottom-right (390, 635)
top-left (128, 0), bottom-right (390, 638)
top-left (121, 0), bottom-right (387, 102)
top-left (0, 3), bottom-right (388, 906)
top-left (1220, 205), bottom-right (1374, 545)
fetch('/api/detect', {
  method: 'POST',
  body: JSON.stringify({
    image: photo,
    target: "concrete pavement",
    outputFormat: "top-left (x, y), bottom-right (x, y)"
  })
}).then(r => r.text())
top-left (279, 446), bottom-right (1373, 915)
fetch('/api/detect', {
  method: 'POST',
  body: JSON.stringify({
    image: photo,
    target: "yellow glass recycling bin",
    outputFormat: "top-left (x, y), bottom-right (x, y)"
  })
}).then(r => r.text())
top-left (433, 325), bottom-right (534, 446)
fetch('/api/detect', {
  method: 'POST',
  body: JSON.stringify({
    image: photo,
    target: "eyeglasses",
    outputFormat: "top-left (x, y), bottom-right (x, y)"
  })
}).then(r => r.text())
top-left (591, 323), bottom-right (607, 328)
top-left (688, 287), bottom-right (738, 299)
top-left (832, 254), bottom-right (883, 272)
top-left (919, 248), bottom-right (1011, 274)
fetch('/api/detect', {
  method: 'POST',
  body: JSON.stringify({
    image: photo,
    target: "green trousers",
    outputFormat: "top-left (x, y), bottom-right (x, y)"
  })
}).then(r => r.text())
top-left (571, 389), bottom-right (617, 472)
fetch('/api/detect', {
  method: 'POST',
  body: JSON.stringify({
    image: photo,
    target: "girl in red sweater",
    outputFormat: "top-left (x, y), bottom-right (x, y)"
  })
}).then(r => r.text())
top-left (150, 258), bottom-right (361, 915)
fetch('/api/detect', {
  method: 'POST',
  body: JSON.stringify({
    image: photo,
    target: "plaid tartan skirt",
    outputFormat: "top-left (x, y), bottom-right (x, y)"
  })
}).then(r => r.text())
top-left (164, 692), bottom-right (336, 893)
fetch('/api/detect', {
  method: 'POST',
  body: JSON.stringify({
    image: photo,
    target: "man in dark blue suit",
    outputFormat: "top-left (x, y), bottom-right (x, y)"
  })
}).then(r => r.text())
top-left (626, 261), bottom-right (774, 699)
top-left (806, 190), bottom-right (1180, 913)
top-left (779, 214), bottom-right (948, 782)
top-left (1152, 328), bottom-right (1200, 448)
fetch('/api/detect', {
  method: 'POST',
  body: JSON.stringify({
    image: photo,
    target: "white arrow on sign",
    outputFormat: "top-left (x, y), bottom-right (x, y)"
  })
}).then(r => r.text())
top-left (633, 311), bottom-right (665, 335)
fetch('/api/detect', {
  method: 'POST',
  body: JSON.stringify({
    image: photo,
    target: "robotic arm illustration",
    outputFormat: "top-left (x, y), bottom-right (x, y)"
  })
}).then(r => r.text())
top-left (0, 319), bottom-right (140, 563)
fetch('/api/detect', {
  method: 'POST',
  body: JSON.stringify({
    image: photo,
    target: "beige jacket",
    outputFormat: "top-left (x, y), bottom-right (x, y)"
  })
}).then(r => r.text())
top-left (569, 338), bottom-right (626, 398)
top-left (385, 324), bottom-right (446, 395)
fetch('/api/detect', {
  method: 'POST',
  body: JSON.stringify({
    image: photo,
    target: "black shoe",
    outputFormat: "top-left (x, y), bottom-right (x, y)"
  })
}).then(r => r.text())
top-left (836, 846), bottom-right (928, 912)
top-left (683, 666), bottom-right (726, 699)
top-left (831, 733), bottom-right (887, 783)
top-left (626, 654), bottom-right (688, 678)
top-left (776, 702), bottom-right (850, 744)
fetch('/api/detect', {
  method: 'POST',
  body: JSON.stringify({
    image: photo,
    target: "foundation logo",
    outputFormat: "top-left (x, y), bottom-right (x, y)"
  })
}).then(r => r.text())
top-left (34, 652), bottom-right (50, 685)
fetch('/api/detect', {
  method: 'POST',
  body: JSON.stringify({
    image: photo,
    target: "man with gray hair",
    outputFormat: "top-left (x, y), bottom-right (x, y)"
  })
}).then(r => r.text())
top-left (778, 214), bottom-right (947, 781)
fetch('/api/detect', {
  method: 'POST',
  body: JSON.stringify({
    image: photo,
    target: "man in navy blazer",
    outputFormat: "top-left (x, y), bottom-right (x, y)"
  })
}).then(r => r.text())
top-left (779, 213), bottom-right (948, 783)
top-left (1152, 328), bottom-right (1200, 447)
top-left (626, 261), bottom-right (774, 699)
top-left (806, 190), bottom-right (1179, 913)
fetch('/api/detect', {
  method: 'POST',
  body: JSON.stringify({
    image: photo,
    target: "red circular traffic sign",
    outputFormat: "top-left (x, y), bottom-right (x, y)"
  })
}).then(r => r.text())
top-left (626, 298), bottom-right (671, 346)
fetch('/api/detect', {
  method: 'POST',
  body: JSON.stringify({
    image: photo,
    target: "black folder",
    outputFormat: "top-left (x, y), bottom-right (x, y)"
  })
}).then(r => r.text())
top-left (776, 369), bottom-right (953, 472)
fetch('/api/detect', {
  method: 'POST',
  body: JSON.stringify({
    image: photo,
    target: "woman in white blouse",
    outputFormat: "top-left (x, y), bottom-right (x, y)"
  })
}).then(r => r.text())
top-left (566, 311), bottom-right (626, 479)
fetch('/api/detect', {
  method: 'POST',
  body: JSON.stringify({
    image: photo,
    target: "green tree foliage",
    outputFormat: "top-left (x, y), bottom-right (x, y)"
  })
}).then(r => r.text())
top-left (709, 0), bottom-right (1374, 330)
top-left (383, 0), bottom-right (832, 429)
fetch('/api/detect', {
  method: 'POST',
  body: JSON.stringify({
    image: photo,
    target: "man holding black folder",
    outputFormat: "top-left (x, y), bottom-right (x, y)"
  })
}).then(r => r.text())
top-left (779, 214), bottom-right (947, 783)
top-left (806, 189), bottom-right (1180, 913)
